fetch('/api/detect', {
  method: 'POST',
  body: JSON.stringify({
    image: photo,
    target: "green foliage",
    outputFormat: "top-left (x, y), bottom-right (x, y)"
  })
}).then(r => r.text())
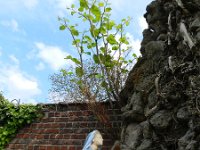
top-left (0, 93), bottom-right (41, 149)
top-left (54, 0), bottom-right (138, 103)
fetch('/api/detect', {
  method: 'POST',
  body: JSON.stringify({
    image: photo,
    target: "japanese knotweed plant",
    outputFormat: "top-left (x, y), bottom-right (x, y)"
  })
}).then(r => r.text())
top-left (58, 0), bottom-right (137, 104)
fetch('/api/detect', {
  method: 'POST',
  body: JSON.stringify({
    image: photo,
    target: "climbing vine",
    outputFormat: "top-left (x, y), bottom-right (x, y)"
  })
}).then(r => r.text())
top-left (0, 93), bottom-right (42, 149)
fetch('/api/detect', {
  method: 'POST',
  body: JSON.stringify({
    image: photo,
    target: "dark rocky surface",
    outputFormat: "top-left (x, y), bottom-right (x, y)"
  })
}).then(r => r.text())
top-left (120, 0), bottom-right (200, 149)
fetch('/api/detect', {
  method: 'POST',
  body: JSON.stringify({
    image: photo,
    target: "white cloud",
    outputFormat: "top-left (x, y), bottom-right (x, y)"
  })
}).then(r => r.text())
top-left (48, 0), bottom-right (76, 16)
top-left (35, 62), bottom-right (45, 71)
top-left (0, 19), bottom-right (19, 32)
top-left (35, 42), bottom-right (70, 70)
top-left (139, 16), bottom-right (148, 32)
top-left (0, 0), bottom-right (38, 11)
top-left (0, 63), bottom-right (41, 104)
top-left (126, 33), bottom-right (141, 57)
top-left (9, 55), bottom-right (20, 65)
top-left (56, 0), bottom-right (75, 9)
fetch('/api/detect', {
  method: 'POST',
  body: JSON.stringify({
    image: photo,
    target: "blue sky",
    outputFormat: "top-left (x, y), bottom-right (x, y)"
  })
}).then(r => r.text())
top-left (0, 0), bottom-right (151, 104)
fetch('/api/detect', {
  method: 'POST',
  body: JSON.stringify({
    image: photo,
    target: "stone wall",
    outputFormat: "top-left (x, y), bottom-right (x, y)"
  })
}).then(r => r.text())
top-left (6, 102), bottom-right (122, 150)
top-left (120, 0), bottom-right (200, 149)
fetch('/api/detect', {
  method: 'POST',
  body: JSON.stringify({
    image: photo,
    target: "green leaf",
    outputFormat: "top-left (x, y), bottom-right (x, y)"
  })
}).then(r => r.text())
top-left (107, 34), bottom-right (117, 45)
top-left (75, 67), bottom-right (84, 77)
top-left (80, 0), bottom-right (88, 9)
top-left (60, 69), bottom-right (68, 76)
top-left (101, 81), bottom-right (107, 88)
top-left (91, 4), bottom-right (101, 20)
top-left (71, 29), bottom-right (79, 36)
top-left (112, 46), bottom-right (119, 50)
top-left (59, 25), bottom-right (66, 30)
top-left (93, 54), bottom-right (100, 64)
top-left (78, 7), bottom-right (84, 12)
top-left (119, 37), bottom-right (129, 44)
top-left (71, 4), bottom-right (75, 8)
top-left (72, 39), bottom-right (80, 45)
top-left (64, 55), bottom-right (73, 60)
top-left (95, 73), bottom-right (102, 78)
top-left (106, 21), bottom-right (115, 30)
top-left (65, 56), bottom-right (81, 65)
top-left (105, 7), bottom-right (112, 12)
top-left (72, 58), bottom-right (81, 65)
top-left (132, 53), bottom-right (137, 58)
top-left (84, 52), bottom-right (91, 55)
top-left (98, 2), bottom-right (104, 7)
top-left (71, 11), bottom-right (76, 15)
top-left (100, 47), bottom-right (106, 53)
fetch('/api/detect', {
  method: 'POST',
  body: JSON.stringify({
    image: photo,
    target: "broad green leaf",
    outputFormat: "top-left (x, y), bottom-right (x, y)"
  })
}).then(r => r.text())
top-left (59, 25), bottom-right (66, 30)
top-left (71, 11), bottom-right (76, 15)
top-left (101, 81), bottom-right (107, 88)
top-left (132, 53), bottom-right (137, 58)
top-left (107, 34), bottom-right (117, 45)
top-left (64, 55), bottom-right (73, 60)
top-left (93, 54), bottom-right (100, 64)
top-left (80, 0), bottom-right (88, 9)
top-left (98, 2), bottom-right (104, 7)
top-left (112, 46), bottom-right (119, 50)
top-left (75, 67), bottom-right (84, 77)
top-left (72, 39), bottom-right (80, 45)
top-left (78, 7), bottom-right (84, 12)
top-left (64, 56), bottom-right (81, 65)
top-left (71, 4), bottom-right (75, 8)
top-left (106, 21), bottom-right (115, 30)
top-left (95, 73), bottom-right (103, 78)
top-left (105, 7), bottom-right (112, 12)
top-left (119, 37), bottom-right (129, 44)
top-left (71, 29), bottom-right (79, 36)
top-left (72, 58), bottom-right (81, 65)
top-left (91, 4), bottom-right (101, 20)
top-left (84, 52), bottom-right (91, 55)
top-left (60, 69), bottom-right (67, 76)
top-left (100, 47), bottom-right (106, 53)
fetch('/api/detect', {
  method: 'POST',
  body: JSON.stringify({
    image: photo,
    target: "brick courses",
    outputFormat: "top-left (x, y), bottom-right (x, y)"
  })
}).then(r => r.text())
top-left (6, 102), bottom-right (122, 150)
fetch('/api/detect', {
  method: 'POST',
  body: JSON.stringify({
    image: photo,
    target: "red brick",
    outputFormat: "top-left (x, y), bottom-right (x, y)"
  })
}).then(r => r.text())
top-left (39, 146), bottom-right (47, 150)
top-left (68, 146), bottom-right (75, 150)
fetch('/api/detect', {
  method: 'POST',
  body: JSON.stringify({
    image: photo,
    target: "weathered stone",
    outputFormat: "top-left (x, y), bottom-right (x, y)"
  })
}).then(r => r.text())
top-left (145, 41), bottom-right (165, 59)
top-left (122, 92), bottom-right (145, 122)
top-left (178, 130), bottom-right (196, 150)
top-left (136, 139), bottom-right (152, 150)
top-left (177, 107), bottom-right (191, 121)
top-left (150, 110), bottom-right (172, 129)
top-left (123, 123), bottom-right (143, 149)
top-left (120, 0), bottom-right (200, 149)
top-left (190, 18), bottom-right (200, 32)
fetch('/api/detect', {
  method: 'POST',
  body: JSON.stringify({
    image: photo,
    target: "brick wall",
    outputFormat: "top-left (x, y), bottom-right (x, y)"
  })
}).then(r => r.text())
top-left (6, 102), bottom-right (122, 150)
